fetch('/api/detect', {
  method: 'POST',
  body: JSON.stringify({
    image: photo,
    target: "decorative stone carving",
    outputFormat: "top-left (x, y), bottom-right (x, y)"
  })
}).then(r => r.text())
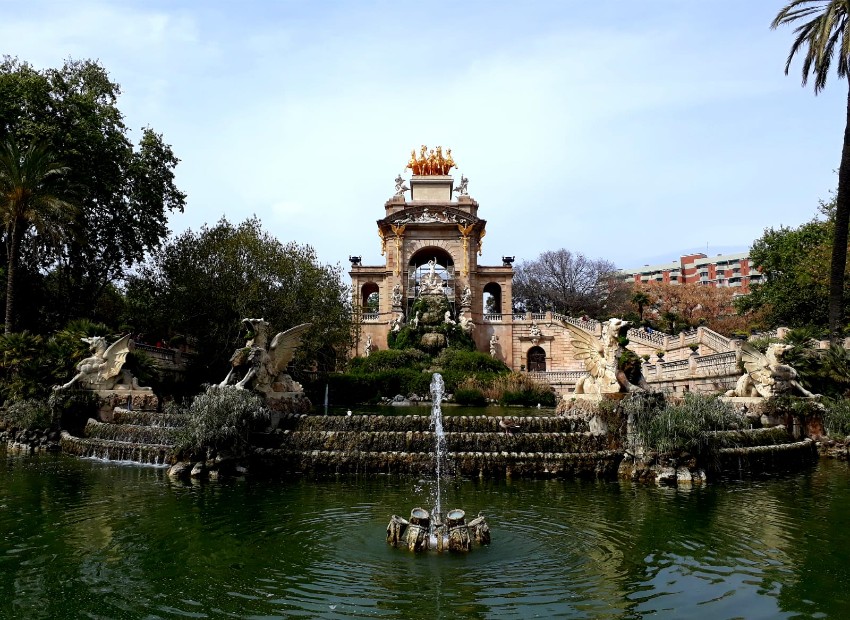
top-left (454, 175), bottom-right (469, 196)
top-left (489, 334), bottom-right (499, 358)
top-left (565, 318), bottom-right (648, 395)
top-left (459, 315), bottom-right (474, 332)
top-left (391, 283), bottom-right (403, 307)
top-left (390, 313), bottom-right (405, 332)
top-left (459, 285), bottom-right (471, 307)
top-left (406, 145), bottom-right (456, 176)
top-left (55, 335), bottom-right (150, 392)
top-left (419, 258), bottom-right (444, 295)
top-left (220, 319), bottom-right (311, 401)
top-left (443, 311), bottom-right (456, 325)
top-left (529, 321), bottom-right (542, 345)
top-left (725, 343), bottom-right (819, 399)
top-left (364, 334), bottom-right (374, 357)
top-left (393, 174), bottom-right (409, 197)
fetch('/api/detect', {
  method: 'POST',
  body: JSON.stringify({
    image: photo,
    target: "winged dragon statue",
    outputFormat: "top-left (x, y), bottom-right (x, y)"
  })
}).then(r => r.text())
top-left (220, 319), bottom-right (311, 397)
top-left (725, 342), bottom-right (819, 399)
top-left (55, 334), bottom-right (149, 391)
top-left (564, 318), bottom-right (649, 395)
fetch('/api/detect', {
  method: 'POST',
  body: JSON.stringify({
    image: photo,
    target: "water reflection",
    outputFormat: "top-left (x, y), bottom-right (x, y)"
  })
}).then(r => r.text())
top-left (1, 450), bottom-right (849, 618)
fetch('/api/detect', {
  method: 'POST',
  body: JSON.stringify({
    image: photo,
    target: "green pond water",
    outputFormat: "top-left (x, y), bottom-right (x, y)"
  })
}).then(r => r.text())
top-left (2, 449), bottom-right (850, 619)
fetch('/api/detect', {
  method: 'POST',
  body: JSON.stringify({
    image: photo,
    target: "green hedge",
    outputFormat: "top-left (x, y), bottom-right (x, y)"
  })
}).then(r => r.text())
top-left (434, 349), bottom-right (510, 373)
top-left (454, 387), bottom-right (487, 406)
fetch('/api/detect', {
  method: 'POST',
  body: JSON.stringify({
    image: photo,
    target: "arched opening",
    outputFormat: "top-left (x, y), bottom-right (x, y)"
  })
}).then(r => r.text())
top-left (408, 249), bottom-right (455, 302)
top-left (527, 346), bottom-right (546, 372)
top-left (360, 282), bottom-right (379, 313)
top-left (483, 282), bottom-right (502, 315)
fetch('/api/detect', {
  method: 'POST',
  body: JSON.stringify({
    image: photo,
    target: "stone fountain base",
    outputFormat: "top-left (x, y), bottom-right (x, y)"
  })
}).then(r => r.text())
top-left (387, 508), bottom-right (490, 553)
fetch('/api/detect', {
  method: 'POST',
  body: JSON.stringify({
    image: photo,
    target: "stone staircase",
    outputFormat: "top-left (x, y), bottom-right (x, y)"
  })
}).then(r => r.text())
top-left (60, 407), bottom-right (185, 466)
top-left (250, 413), bottom-right (623, 478)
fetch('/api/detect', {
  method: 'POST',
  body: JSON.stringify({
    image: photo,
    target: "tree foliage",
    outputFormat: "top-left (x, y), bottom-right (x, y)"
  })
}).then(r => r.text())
top-left (635, 281), bottom-right (752, 336)
top-left (735, 207), bottom-right (847, 330)
top-left (772, 2), bottom-right (850, 339)
top-left (0, 138), bottom-right (74, 332)
top-left (0, 56), bottom-right (185, 331)
top-left (512, 249), bottom-right (621, 317)
top-left (124, 217), bottom-right (352, 385)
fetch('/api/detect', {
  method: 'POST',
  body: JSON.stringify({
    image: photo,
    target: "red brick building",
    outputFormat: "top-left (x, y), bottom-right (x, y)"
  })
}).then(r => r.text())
top-left (619, 252), bottom-right (763, 293)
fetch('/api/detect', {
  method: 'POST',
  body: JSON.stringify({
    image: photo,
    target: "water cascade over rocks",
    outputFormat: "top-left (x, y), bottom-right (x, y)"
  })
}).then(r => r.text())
top-left (386, 373), bottom-right (491, 553)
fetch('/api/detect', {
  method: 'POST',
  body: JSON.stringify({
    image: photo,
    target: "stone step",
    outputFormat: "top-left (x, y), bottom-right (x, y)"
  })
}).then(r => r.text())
top-left (260, 430), bottom-right (611, 454)
top-left (110, 408), bottom-right (187, 427)
top-left (281, 413), bottom-right (589, 434)
top-left (60, 431), bottom-right (173, 466)
top-left (84, 419), bottom-right (181, 446)
top-left (716, 438), bottom-right (817, 472)
top-left (707, 426), bottom-right (793, 449)
top-left (250, 447), bottom-right (623, 478)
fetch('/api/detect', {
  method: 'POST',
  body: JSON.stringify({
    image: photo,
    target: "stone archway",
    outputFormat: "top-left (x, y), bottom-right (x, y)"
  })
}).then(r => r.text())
top-left (483, 282), bottom-right (502, 315)
top-left (527, 346), bottom-right (546, 372)
top-left (360, 282), bottom-right (379, 313)
top-left (408, 248), bottom-right (455, 302)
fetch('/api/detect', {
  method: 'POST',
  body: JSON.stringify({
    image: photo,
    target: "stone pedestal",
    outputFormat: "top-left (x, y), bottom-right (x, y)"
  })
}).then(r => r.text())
top-left (96, 390), bottom-right (158, 422)
top-left (410, 175), bottom-right (453, 201)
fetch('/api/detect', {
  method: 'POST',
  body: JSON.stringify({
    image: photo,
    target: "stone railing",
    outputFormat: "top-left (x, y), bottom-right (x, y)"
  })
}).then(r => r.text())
top-left (531, 313), bottom-right (546, 321)
top-left (627, 328), bottom-right (667, 348)
top-left (135, 343), bottom-right (177, 365)
top-left (512, 314), bottom-right (526, 321)
top-left (699, 327), bottom-right (733, 353)
top-left (361, 313), bottom-right (380, 322)
top-left (659, 358), bottom-right (690, 377)
top-left (695, 351), bottom-right (738, 375)
top-left (528, 370), bottom-right (587, 383)
top-left (483, 313), bottom-right (502, 322)
top-left (553, 312), bottom-right (599, 333)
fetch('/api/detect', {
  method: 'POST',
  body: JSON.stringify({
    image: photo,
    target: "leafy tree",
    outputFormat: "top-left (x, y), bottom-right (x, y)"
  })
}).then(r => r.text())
top-left (0, 57), bottom-right (185, 330)
top-left (124, 217), bottom-right (352, 386)
top-left (512, 249), bottom-right (619, 317)
top-left (632, 281), bottom-right (748, 336)
top-left (735, 209), bottom-right (846, 329)
top-left (0, 139), bottom-right (73, 333)
top-left (772, 2), bottom-right (850, 340)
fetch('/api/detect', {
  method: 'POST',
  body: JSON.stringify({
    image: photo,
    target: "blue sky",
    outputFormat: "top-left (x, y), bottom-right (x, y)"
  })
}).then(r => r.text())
top-left (2, 1), bottom-right (843, 272)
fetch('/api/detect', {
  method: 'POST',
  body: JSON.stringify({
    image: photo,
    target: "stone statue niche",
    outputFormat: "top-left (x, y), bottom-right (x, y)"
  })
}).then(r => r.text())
top-left (220, 318), bottom-right (313, 414)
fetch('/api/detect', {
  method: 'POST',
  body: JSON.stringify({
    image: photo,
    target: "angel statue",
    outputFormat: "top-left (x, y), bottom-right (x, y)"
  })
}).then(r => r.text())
top-left (220, 319), bottom-right (311, 397)
top-left (454, 175), bottom-right (469, 196)
top-left (55, 334), bottom-right (149, 392)
top-left (564, 318), bottom-right (649, 395)
top-left (725, 342), bottom-right (819, 399)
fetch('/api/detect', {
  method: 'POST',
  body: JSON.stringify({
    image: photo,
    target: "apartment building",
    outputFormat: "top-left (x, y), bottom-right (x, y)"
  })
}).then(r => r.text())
top-left (619, 251), bottom-right (763, 293)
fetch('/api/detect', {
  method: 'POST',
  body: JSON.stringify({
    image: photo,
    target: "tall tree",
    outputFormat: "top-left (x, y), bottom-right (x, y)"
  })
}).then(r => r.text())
top-left (512, 249), bottom-right (619, 318)
top-left (124, 217), bottom-right (352, 385)
top-left (772, 1), bottom-right (850, 340)
top-left (0, 139), bottom-right (73, 333)
top-left (0, 57), bottom-right (185, 330)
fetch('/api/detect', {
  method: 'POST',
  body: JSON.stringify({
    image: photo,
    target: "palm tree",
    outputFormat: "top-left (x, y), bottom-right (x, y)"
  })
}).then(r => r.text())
top-left (772, 1), bottom-right (850, 341)
top-left (0, 139), bottom-right (72, 334)
top-left (631, 290), bottom-right (651, 322)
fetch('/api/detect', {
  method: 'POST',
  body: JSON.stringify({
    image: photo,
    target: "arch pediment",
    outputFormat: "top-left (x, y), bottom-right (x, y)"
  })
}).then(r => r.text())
top-left (379, 205), bottom-right (482, 229)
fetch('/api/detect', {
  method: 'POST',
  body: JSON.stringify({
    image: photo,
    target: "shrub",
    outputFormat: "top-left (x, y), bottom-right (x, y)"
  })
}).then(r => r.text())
top-left (175, 385), bottom-right (270, 456)
top-left (480, 372), bottom-right (556, 407)
top-left (434, 349), bottom-right (510, 373)
top-left (349, 349), bottom-right (428, 373)
top-left (823, 398), bottom-right (850, 438)
top-left (47, 389), bottom-right (101, 435)
top-left (454, 387), bottom-right (487, 407)
top-left (3, 398), bottom-right (53, 430)
top-left (632, 393), bottom-right (743, 455)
